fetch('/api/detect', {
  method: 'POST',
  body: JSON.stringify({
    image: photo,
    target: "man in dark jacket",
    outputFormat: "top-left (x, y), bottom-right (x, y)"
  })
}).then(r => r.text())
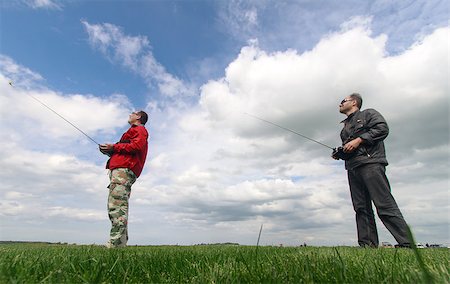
top-left (99, 110), bottom-right (149, 248)
top-left (333, 93), bottom-right (410, 248)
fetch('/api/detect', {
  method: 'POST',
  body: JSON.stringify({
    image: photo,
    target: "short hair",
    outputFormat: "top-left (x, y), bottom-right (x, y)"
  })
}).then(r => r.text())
top-left (349, 93), bottom-right (363, 109)
top-left (137, 111), bottom-right (148, 125)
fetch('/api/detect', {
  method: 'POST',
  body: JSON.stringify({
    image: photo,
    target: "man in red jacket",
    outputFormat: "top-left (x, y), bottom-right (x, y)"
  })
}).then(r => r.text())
top-left (99, 110), bottom-right (149, 248)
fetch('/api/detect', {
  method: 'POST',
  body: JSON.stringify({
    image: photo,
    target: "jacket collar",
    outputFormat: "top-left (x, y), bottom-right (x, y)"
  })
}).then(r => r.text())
top-left (341, 109), bottom-right (360, 123)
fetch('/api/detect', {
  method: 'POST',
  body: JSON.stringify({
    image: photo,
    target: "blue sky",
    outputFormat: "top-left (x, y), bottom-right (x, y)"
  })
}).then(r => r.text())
top-left (0, 0), bottom-right (448, 246)
top-left (3, 1), bottom-right (446, 102)
top-left (2, 1), bottom-right (233, 106)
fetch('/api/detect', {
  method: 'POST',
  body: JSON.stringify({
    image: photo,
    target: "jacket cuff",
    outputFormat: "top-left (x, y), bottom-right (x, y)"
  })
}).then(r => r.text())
top-left (359, 134), bottom-right (373, 145)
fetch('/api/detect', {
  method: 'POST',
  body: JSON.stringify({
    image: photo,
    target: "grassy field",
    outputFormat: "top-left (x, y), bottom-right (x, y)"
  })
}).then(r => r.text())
top-left (0, 243), bottom-right (448, 283)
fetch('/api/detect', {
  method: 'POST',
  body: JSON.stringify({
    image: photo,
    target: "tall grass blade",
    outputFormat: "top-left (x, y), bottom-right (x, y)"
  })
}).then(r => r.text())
top-left (334, 247), bottom-right (346, 282)
top-left (406, 225), bottom-right (434, 283)
top-left (255, 224), bottom-right (263, 267)
top-left (256, 224), bottom-right (263, 247)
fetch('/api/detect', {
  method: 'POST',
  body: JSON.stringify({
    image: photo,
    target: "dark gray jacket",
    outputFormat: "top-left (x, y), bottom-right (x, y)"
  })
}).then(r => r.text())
top-left (340, 109), bottom-right (389, 170)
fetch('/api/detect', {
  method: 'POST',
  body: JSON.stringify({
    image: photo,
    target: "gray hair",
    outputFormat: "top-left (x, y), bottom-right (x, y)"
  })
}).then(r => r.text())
top-left (349, 93), bottom-right (363, 109)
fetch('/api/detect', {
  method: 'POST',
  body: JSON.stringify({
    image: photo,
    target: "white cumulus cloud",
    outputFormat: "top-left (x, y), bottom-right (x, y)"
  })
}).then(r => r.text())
top-left (82, 20), bottom-right (194, 98)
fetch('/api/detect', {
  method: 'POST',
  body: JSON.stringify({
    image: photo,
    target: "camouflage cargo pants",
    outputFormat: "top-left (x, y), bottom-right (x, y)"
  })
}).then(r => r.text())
top-left (107, 168), bottom-right (136, 248)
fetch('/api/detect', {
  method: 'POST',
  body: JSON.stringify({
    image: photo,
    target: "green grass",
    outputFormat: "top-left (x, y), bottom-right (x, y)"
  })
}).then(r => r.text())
top-left (0, 243), bottom-right (448, 283)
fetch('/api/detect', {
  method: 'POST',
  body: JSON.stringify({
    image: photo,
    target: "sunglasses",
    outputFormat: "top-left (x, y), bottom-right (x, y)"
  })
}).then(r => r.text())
top-left (340, 99), bottom-right (354, 104)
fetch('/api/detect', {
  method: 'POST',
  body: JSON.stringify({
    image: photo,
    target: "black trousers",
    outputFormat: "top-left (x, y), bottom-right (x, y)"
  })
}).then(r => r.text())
top-left (347, 163), bottom-right (409, 247)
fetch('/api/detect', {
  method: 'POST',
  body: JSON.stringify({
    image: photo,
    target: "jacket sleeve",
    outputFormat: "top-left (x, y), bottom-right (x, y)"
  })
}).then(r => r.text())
top-left (113, 126), bottom-right (148, 154)
top-left (359, 109), bottom-right (389, 145)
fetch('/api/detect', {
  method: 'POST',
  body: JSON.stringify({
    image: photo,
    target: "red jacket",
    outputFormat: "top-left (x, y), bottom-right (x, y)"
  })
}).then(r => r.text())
top-left (107, 124), bottom-right (148, 177)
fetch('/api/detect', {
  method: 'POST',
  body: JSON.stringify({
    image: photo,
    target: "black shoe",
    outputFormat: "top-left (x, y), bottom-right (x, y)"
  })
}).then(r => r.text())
top-left (395, 243), bottom-right (411, 248)
top-left (359, 243), bottom-right (378, 248)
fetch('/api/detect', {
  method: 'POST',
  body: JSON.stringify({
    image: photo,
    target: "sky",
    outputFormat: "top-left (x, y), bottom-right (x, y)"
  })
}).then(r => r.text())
top-left (0, 0), bottom-right (448, 247)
